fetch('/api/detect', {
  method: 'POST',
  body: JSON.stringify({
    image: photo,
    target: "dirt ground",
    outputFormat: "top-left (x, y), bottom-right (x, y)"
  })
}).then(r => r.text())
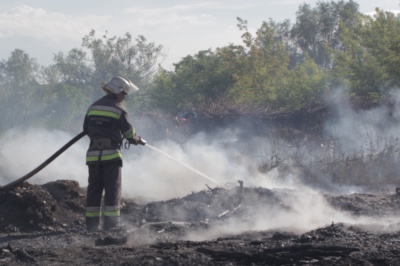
top-left (0, 179), bottom-right (400, 265)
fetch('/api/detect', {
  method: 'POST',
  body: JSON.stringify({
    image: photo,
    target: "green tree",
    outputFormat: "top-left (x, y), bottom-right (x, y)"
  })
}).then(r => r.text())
top-left (40, 83), bottom-right (89, 130)
top-left (150, 68), bottom-right (178, 112)
top-left (0, 49), bottom-right (40, 86)
top-left (363, 9), bottom-right (400, 88)
top-left (291, 0), bottom-right (359, 68)
top-left (150, 49), bottom-right (236, 114)
top-left (39, 48), bottom-right (93, 129)
top-left (333, 9), bottom-right (400, 100)
top-left (39, 30), bottom-right (166, 127)
top-left (232, 18), bottom-right (291, 109)
top-left (45, 48), bottom-right (92, 87)
top-left (0, 49), bottom-right (45, 131)
top-left (82, 30), bottom-right (165, 100)
top-left (283, 55), bottom-right (328, 108)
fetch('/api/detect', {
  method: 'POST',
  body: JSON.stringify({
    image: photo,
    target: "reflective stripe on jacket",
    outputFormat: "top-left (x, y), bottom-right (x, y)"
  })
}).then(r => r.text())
top-left (86, 149), bottom-right (123, 163)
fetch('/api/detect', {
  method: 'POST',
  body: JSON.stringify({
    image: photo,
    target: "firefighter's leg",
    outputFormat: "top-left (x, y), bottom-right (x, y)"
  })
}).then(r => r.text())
top-left (86, 164), bottom-right (105, 231)
top-left (103, 161), bottom-right (122, 230)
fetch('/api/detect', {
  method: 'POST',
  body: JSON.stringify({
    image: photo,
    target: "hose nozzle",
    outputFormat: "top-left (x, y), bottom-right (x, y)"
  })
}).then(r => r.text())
top-left (139, 138), bottom-right (146, 145)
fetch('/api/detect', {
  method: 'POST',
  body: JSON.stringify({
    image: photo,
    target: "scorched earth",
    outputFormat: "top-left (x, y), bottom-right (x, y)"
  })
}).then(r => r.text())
top-left (0, 179), bottom-right (399, 265)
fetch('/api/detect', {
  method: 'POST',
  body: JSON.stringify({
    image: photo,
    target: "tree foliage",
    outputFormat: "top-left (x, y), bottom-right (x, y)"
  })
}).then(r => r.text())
top-left (231, 18), bottom-right (292, 108)
top-left (0, 49), bottom-right (45, 131)
top-left (291, 0), bottom-right (360, 68)
top-left (150, 17), bottom-right (328, 114)
top-left (333, 9), bottom-right (400, 100)
top-left (1, 1), bottom-right (399, 132)
top-left (0, 31), bottom-right (165, 132)
top-left (81, 30), bottom-right (165, 99)
top-left (150, 49), bottom-right (236, 114)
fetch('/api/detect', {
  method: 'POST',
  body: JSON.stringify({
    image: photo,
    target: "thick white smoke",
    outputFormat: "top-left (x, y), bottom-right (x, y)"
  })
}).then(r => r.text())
top-left (0, 128), bottom-right (88, 186)
top-left (122, 130), bottom-right (253, 201)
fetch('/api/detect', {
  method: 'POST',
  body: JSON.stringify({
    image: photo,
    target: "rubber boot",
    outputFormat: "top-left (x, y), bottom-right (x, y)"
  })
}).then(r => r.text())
top-left (86, 216), bottom-right (100, 231)
top-left (103, 216), bottom-right (120, 231)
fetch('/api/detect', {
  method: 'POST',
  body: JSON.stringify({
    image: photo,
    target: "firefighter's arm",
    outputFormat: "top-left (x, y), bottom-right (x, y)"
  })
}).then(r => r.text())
top-left (120, 114), bottom-right (146, 145)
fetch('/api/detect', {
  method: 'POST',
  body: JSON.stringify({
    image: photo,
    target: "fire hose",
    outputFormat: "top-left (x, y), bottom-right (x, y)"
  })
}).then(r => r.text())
top-left (0, 131), bottom-right (146, 199)
top-left (0, 131), bottom-right (87, 196)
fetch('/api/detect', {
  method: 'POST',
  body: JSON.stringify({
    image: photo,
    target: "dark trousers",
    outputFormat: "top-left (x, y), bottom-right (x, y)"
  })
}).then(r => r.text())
top-left (86, 161), bottom-right (122, 230)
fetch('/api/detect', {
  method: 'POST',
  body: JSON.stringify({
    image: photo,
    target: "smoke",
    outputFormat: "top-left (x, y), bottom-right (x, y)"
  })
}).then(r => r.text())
top-left (1, 87), bottom-right (400, 240)
top-left (124, 117), bottom-right (400, 240)
top-left (122, 130), bottom-right (250, 201)
top-left (184, 192), bottom-right (346, 241)
top-left (0, 128), bottom-right (88, 186)
top-left (324, 87), bottom-right (400, 154)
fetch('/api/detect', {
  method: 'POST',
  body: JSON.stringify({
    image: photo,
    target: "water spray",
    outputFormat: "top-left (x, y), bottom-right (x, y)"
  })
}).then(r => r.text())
top-left (143, 142), bottom-right (218, 184)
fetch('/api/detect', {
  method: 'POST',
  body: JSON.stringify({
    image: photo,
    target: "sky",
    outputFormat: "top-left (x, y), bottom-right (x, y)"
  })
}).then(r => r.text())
top-left (0, 0), bottom-right (399, 70)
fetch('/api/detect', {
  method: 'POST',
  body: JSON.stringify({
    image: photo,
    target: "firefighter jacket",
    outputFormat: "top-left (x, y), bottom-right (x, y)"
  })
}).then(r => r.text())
top-left (83, 94), bottom-right (136, 164)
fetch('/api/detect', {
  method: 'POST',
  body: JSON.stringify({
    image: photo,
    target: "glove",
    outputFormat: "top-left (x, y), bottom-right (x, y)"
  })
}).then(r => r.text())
top-left (130, 135), bottom-right (141, 145)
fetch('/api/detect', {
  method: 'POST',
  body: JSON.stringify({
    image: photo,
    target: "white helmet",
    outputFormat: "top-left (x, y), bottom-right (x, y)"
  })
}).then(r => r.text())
top-left (102, 75), bottom-right (139, 95)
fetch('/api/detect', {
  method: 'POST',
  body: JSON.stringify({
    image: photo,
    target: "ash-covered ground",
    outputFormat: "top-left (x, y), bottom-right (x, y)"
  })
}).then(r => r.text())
top-left (0, 179), bottom-right (400, 265)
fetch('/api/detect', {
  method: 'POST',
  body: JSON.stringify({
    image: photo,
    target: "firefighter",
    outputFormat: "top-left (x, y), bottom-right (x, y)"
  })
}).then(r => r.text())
top-left (83, 75), bottom-right (144, 231)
